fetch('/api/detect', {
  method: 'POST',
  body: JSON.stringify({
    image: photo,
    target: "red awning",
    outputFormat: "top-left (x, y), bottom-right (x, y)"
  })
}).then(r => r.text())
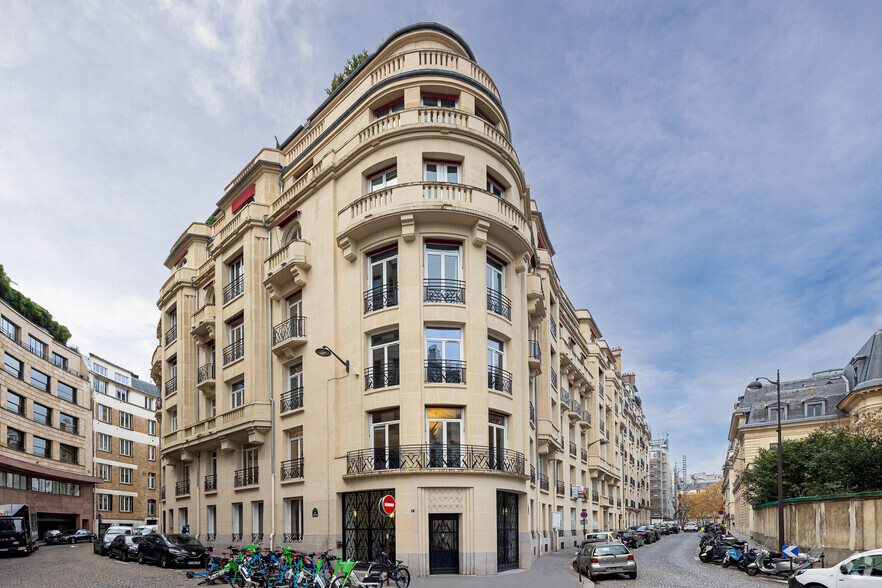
top-left (232, 184), bottom-right (255, 214)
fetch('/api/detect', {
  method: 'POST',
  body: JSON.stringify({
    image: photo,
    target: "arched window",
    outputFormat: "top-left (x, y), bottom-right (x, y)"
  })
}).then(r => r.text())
top-left (282, 223), bottom-right (302, 244)
top-left (205, 287), bottom-right (216, 305)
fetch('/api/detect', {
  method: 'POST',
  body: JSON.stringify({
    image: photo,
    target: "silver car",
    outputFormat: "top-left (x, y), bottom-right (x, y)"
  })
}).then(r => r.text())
top-left (574, 541), bottom-right (637, 581)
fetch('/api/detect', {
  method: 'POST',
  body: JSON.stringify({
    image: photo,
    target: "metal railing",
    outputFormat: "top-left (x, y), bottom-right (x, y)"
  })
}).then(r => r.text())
top-left (581, 448), bottom-right (588, 461)
top-left (555, 480), bottom-right (565, 496)
top-left (550, 317), bottom-right (557, 339)
top-left (280, 388), bottom-right (303, 413)
top-left (231, 533), bottom-right (242, 542)
top-left (223, 339), bottom-right (244, 364)
top-left (528, 339), bottom-right (541, 363)
top-left (346, 444), bottom-right (525, 475)
top-left (233, 467), bottom-right (258, 487)
top-left (561, 389), bottom-right (570, 407)
top-left (529, 402), bottom-right (535, 423)
top-left (423, 278), bottom-right (465, 304)
top-left (582, 410), bottom-right (591, 425)
top-left (487, 366), bottom-right (512, 393)
top-left (283, 532), bottom-right (302, 542)
top-left (539, 473), bottom-right (550, 491)
top-left (424, 359), bottom-right (466, 384)
top-left (487, 289), bottom-right (511, 319)
top-left (364, 361), bottom-right (400, 390)
top-left (206, 533), bottom-right (216, 541)
top-left (175, 480), bottom-right (190, 496)
top-left (363, 284), bottom-right (398, 313)
top-left (272, 316), bottom-right (306, 345)
top-left (569, 442), bottom-right (576, 456)
top-left (197, 363), bottom-right (215, 383)
top-left (251, 533), bottom-right (264, 543)
top-left (530, 464), bottom-right (536, 484)
top-left (165, 325), bottom-right (177, 346)
top-left (204, 475), bottom-right (217, 491)
top-left (165, 377), bottom-right (177, 396)
top-left (160, 487), bottom-right (166, 500)
top-left (280, 458), bottom-right (304, 480)
top-left (59, 421), bottom-right (78, 435)
top-left (550, 368), bottom-right (558, 389)
top-left (223, 275), bottom-right (244, 303)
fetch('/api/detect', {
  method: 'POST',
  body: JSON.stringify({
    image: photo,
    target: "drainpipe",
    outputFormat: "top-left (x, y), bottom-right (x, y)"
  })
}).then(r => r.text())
top-left (263, 214), bottom-right (276, 548)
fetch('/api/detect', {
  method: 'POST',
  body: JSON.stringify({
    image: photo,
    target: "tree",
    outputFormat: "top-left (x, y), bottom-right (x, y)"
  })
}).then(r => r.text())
top-left (685, 482), bottom-right (724, 522)
top-left (0, 264), bottom-right (72, 344)
top-left (737, 430), bottom-right (882, 506)
top-left (325, 50), bottom-right (368, 95)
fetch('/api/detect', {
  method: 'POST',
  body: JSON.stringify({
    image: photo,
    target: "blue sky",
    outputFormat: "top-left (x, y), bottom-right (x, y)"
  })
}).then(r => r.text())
top-left (2, 1), bottom-right (881, 475)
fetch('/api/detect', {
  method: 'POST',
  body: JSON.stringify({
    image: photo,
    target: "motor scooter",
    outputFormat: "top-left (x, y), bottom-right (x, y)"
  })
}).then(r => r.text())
top-left (745, 547), bottom-right (819, 577)
top-left (721, 545), bottom-right (759, 571)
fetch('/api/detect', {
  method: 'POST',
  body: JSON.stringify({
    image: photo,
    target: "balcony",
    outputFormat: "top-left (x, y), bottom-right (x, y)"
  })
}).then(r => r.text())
top-left (526, 272), bottom-right (545, 320)
top-left (528, 340), bottom-right (541, 371)
top-left (234, 467), bottom-right (259, 488)
top-left (593, 491), bottom-right (599, 502)
top-left (190, 304), bottom-right (216, 341)
top-left (487, 366), bottom-right (512, 394)
top-left (165, 377), bottom-right (177, 397)
top-left (175, 480), bottom-right (190, 497)
top-left (280, 458), bottom-right (304, 481)
top-left (487, 289), bottom-right (511, 320)
top-left (165, 325), bottom-right (177, 346)
top-left (425, 359), bottom-right (465, 384)
top-left (530, 465), bottom-right (536, 484)
top-left (204, 474), bottom-right (217, 492)
top-left (561, 389), bottom-right (570, 408)
top-left (223, 276), bottom-right (245, 304)
top-left (588, 454), bottom-right (621, 481)
top-left (271, 317), bottom-right (307, 360)
top-left (580, 410), bottom-right (592, 428)
top-left (581, 448), bottom-right (588, 462)
top-left (550, 316), bottom-right (557, 339)
top-left (365, 361), bottom-right (399, 390)
top-left (345, 444), bottom-right (526, 476)
top-left (280, 388), bottom-right (303, 413)
top-left (529, 402), bottom-right (535, 426)
top-left (550, 368), bottom-right (558, 390)
top-left (223, 340), bottom-right (244, 364)
top-left (424, 278), bottom-right (465, 304)
top-left (569, 442), bottom-right (576, 457)
top-left (197, 363), bottom-right (215, 385)
top-left (363, 284), bottom-right (398, 313)
top-left (555, 480), bottom-right (565, 496)
top-left (263, 239), bottom-right (312, 301)
top-left (539, 473), bottom-right (550, 491)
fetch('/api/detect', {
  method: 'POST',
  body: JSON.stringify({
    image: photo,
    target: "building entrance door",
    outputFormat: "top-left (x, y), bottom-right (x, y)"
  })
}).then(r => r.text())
top-left (429, 514), bottom-right (459, 574)
top-left (496, 492), bottom-right (519, 571)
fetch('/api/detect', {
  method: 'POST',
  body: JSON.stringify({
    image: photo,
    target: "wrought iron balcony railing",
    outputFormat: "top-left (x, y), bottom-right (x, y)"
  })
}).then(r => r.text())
top-left (204, 474), bottom-right (217, 492)
top-left (223, 275), bottom-right (244, 303)
top-left (424, 359), bottom-right (465, 384)
top-left (280, 458), bottom-right (304, 480)
top-left (487, 289), bottom-right (511, 319)
top-left (561, 389), bottom-right (570, 407)
top-left (165, 376), bottom-right (177, 396)
top-left (539, 473), bottom-right (550, 491)
top-left (273, 316), bottom-right (306, 345)
top-left (550, 368), bottom-right (558, 390)
top-left (346, 444), bottom-right (525, 476)
top-left (233, 467), bottom-right (258, 488)
top-left (550, 316), bottom-right (557, 339)
top-left (364, 361), bottom-right (400, 390)
top-left (175, 480), bottom-right (190, 496)
top-left (223, 339), bottom-right (244, 364)
top-left (160, 487), bottom-right (165, 500)
top-left (581, 448), bottom-right (588, 461)
top-left (363, 284), bottom-right (398, 313)
top-left (252, 533), bottom-right (264, 543)
top-left (528, 340), bottom-right (541, 362)
top-left (283, 532), bottom-right (303, 542)
top-left (231, 533), bottom-right (242, 542)
top-left (165, 325), bottom-right (177, 346)
top-left (197, 363), bottom-right (215, 383)
top-left (280, 388), bottom-right (303, 413)
top-left (530, 464), bottom-right (536, 484)
top-left (555, 480), bottom-right (565, 496)
top-left (487, 366), bottom-right (512, 394)
top-left (206, 533), bottom-right (217, 541)
top-left (423, 278), bottom-right (465, 304)
top-left (569, 442), bottom-right (576, 457)
top-left (582, 410), bottom-right (591, 425)
top-left (529, 402), bottom-right (535, 423)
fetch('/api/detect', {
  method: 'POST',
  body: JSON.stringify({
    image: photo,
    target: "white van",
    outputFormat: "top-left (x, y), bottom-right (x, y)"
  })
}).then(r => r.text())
top-left (133, 525), bottom-right (158, 535)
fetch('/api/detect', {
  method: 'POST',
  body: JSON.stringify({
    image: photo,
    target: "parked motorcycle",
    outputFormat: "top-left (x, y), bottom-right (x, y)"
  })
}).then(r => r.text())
top-left (745, 547), bottom-right (820, 577)
top-left (721, 545), bottom-right (759, 571)
top-left (700, 537), bottom-right (746, 563)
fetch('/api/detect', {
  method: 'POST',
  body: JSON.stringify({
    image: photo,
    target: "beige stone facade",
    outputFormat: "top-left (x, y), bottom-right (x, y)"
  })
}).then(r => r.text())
top-left (87, 354), bottom-right (160, 532)
top-left (152, 23), bottom-right (652, 575)
top-left (1, 299), bottom-right (102, 533)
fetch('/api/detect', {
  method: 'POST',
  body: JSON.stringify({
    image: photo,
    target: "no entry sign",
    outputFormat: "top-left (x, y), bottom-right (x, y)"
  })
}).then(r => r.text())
top-left (379, 495), bottom-right (396, 516)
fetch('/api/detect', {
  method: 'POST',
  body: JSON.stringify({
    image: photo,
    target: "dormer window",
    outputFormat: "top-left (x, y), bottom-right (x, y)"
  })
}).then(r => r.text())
top-left (768, 405), bottom-right (787, 421)
top-left (421, 93), bottom-right (458, 109)
top-left (805, 401), bottom-right (824, 417)
top-left (374, 97), bottom-right (404, 119)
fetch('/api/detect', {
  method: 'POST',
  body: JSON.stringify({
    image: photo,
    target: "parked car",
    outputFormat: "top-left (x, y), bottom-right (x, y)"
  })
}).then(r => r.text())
top-left (683, 522), bottom-right (699, 532)
top-left (789, 548), bottom-right (882, 588)
top-left (61, 529), bottom-right (96, 544)
top-left (634, 526), bottom-right (655, 544)
top-left (43, 530), bottom-right (64, 544)
top-left (133, 525), bottom-right (158, 535)
top-left (646, 525), bottom-right (662, 541)
top-left (137, 533), bottom-right (207, 568)
top-left (573, 541), bottom-right (637, 581)
top-left (581, 531), bottom-right (620, 547)
top-left (618, 530), bottom-right (644, 549)
top-left (658, 524), bottom-right (671, 535)
top-left (108, 534), bottom-right (143, 561)
top-left (94, 526), bottom-right (133, 555)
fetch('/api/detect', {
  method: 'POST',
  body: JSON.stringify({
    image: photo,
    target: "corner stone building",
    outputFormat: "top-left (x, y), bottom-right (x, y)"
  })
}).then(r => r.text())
top-left (152, 23), bottom-right (651, 575)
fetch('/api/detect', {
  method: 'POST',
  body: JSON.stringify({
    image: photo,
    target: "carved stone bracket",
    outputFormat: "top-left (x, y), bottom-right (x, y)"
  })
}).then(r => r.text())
top-left (401, 214), bottom-right (415, 242)
top-left (472, 219), bottom-right (490, 247)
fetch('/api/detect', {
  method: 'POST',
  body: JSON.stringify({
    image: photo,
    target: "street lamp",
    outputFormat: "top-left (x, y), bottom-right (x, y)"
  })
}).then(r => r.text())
top-left (586, 439), bottom-right (609, 448)
top-left (747, 369), bottom-right (784, 552)
top-left (315, 346), bottom-right (349, 373)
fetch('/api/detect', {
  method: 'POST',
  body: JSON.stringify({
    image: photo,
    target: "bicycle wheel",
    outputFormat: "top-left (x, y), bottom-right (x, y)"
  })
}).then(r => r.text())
top-left (394, 568), bottom-right (410, 588)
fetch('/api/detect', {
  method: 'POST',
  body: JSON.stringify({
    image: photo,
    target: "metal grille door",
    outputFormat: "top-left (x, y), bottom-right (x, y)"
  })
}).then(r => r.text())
top-left (429, 514), bottom-right (459, 574)
top-left (497, 492), bottom-right (519, 571)
top-left (343, 490), bottom-right (395, 562)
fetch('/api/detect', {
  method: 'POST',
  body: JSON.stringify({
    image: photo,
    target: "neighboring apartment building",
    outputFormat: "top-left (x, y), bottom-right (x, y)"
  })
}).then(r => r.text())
top-left (0, 299), bottom-right (102, 534)
top-left (86, 354), bottom-right (160, 533)
top-left (723, 329), bottom-right (882, 535)
top-left (649, 437), bottom-right (677, 521)
top-left (681, 472), bottom-right (722, 493)
top-left (151, 23), bottom-right (652, 576)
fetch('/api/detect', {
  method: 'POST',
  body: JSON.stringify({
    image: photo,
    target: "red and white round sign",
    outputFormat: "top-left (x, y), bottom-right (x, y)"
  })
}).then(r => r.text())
top-left (379, 495), bottom-right (396, 516)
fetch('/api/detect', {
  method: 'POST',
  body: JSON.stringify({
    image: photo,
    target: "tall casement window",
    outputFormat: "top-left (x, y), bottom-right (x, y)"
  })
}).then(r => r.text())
top-left (373, 97), bottom-right (404, 119)
top-left (225, 257), bottom-right (244, 303)
top-left (33, 436), bottom-right (50, 458)
top-left (1, 316), bottom-right (18, 340)
top-left (51, 353), bottom-right (67, 369)
top-left (367, 166), bottom-right (398, 193)
top-left (59, 413), bottom-right (77, 434)
top-left (366, 331), bottom-right (399, 390)
top-left (169, 408), bottom-right (178, 432)
top-left (116, 385), bottom-right (128, 403)
top-left (427, 407), bottom-right (463, 467)
top-left (166, 310), bottom-right (177, 345)
top-left (7, 390), bottom-right (25, 415)
top-left (231, 380), bottom-right (245, 410)
top-left (236, 447), bottom-right (258, 487)
top-left (423, 160), bottom-right (460, 183)
top-left (425, 327), bottom-right (464, 384)
top-left (371, 409), bottom-right (400, 470)
top-left (421, 93), bottom-right (458, 109)
top-left (424, 241), bottom-right (463, 303)
top-left (28, 335), bottom-right (47, 359)
top-left (282, 430), bottom-right (304, 480)
top-left (97, 433), bottom-right (111, 452)
top-left (97, 404), bottom-right (111, 423)
top-left (4, 353), bottom-right (23, 379)
top-left (281, 361), bottom-right (303, 413)
top-left (225, 316), bottom-right (244, 364)
top-left (486, 255), bottom-right (510, 319)
top-left (283, 292), bottom-right (304, 338)
top-left (97, 494), bottom-right (112, 511)
top-left (488, 337), bottom-right (512, 393)
top-left (365, 246), bottom-right (398, 313)
top-left (288, 361), bottom-right (303, 392)
top-left (488, 412), bottom-right (507, 470)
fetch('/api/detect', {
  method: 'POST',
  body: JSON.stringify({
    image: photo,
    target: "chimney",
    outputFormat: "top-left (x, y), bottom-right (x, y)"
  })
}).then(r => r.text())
top-left (611, 347), bottom-right (622, 371)
top-left (622, 372), bottom-right (636, 386)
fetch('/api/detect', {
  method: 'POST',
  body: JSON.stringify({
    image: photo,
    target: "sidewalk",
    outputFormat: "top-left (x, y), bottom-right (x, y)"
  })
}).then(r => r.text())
top-left (416, 549), bottom-right (589, 588)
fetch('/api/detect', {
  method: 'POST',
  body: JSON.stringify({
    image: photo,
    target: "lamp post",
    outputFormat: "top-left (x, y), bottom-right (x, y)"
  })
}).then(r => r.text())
top-left (747, 369), bottom-right (784, 552)
top-left (315, 346), bottom-right (349, 373)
